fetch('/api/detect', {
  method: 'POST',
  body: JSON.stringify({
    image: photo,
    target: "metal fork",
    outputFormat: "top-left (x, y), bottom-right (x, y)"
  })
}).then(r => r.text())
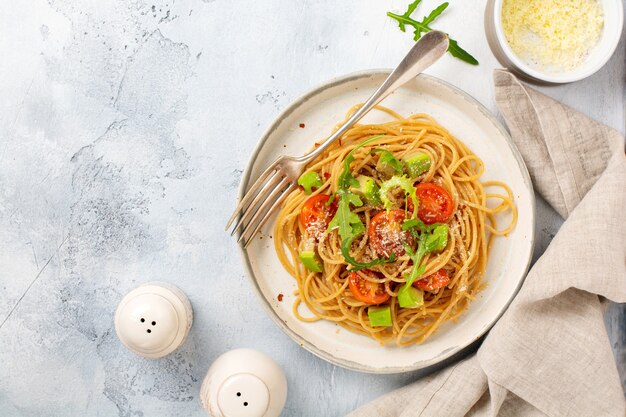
top-left (227, 30), bottom-right (450, 247)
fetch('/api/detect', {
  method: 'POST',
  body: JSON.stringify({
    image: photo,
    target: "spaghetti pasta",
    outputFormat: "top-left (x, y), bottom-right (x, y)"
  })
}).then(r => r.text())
top-left (273, 105), bottom-right (517, 346)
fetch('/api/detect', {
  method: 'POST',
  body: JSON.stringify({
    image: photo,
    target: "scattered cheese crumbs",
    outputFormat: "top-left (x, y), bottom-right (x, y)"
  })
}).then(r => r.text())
top-left (501, 0), bottom-right (604, 71)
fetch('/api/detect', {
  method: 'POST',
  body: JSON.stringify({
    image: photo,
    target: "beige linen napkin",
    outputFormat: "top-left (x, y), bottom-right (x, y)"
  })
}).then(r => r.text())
top-left (348, 70), bottom-right (626, 417)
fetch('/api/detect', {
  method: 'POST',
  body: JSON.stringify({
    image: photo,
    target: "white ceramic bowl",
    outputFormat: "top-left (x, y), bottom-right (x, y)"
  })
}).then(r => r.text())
top-left (485, 0), bottom-right (624, 83)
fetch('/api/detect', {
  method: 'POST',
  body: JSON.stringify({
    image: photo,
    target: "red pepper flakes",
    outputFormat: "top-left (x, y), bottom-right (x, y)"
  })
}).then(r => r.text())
top-left (277, 293), bottom-right (284, 302)
top-left (323, 172), bottom-right (331, 179)
top-left (299, 123), bottom-right (305, 128)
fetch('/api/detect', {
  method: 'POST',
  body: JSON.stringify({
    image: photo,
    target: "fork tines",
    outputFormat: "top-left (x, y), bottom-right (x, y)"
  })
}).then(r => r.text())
top-left (226, 163), bottom-right (295, 248)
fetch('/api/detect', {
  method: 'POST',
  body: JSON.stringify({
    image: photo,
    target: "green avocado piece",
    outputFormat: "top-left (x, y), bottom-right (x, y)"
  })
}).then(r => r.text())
top-left (297, 171), bottom-right (323, 194)
top-left (368, 305), bottom-right (392, 327)
top-left (374, 149), bottom-right (404, 179)
top-left (403, 153), bottom-right (431, 178)
top-left (299, 250), bottom-right (323, 272)
top-left (349, 175), bottom-right (382, 206)
top-left (398, 285), bottom-right (424, 308)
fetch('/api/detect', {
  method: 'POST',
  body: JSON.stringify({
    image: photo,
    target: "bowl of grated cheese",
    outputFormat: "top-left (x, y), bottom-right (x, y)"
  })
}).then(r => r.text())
top-left (485, 0), bottom-right (623, 83)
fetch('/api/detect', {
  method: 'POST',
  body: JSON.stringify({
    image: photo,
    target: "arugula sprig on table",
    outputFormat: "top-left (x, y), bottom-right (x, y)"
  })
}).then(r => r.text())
top-left (387, 0), bottom-right (479, 65)
top-left (327, 136), bottom-right (397, 270)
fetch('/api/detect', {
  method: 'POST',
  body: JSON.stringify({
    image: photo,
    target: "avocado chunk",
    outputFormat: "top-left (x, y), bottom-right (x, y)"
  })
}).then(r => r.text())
top-left (297, 171), bottom-right (323, 194)
top-left (375, 150), bottom-right (404, 179)
top-left (349, 175), bottom-right (382, 206)
top-left (368, 305), bottom-right (392, 327)
top-left (398, 285), bottom-right (424, 308)
top-left (299, 250), bottom-right (323, 272)
top-left (403, 152), bottom-right (431, 178)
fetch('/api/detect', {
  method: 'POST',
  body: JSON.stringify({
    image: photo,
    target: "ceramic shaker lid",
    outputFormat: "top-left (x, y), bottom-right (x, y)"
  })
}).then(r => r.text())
top-left (114, 282), bottom-right (193, 358)
top-left (200, 349), bottom-right (287, 417)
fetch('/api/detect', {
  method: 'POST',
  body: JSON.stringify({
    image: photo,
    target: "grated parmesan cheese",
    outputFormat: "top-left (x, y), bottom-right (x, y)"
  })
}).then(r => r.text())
top-left (501, 0), bottom-right (604, 71)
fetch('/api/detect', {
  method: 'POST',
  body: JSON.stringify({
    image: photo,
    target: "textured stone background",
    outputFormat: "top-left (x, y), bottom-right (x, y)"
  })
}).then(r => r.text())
top-left (0, 1), bottom-right (623, 416)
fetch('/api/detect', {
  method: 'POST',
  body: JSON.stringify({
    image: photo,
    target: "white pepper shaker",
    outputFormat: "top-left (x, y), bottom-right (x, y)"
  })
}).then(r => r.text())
top-left (200, 349), bottom-right (287, 417)
top-left (114, 282), bottom-right (193, 358)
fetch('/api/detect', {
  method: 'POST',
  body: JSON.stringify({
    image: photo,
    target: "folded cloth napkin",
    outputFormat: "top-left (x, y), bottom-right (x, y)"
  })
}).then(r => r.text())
top-left (348, 69), bottom-right (626, 417)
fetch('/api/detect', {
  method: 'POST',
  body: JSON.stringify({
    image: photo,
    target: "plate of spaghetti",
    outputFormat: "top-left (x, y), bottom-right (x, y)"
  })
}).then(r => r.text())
top-left (239, 71), bottom-right (534, 373)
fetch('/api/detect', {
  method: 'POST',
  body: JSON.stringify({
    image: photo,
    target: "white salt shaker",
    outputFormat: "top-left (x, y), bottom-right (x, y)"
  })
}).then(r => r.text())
top-left (200, 349), bottom-right (287, 417)
top-left (114, 282), bottom-right (193, 358)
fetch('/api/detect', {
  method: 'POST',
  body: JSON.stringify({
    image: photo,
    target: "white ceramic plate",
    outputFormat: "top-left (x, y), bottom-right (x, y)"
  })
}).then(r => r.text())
top-left (238, 71), bottom-right (535, 373)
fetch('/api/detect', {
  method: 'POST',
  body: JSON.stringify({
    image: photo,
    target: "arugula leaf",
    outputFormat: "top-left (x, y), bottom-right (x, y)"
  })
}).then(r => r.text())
top-left (337, 135), bottom-right (385, 190)
top-left (403, 220), bottom-right (449, 252)
top-left (403, 241), bottom-right (427, 286)
top-left (341, 238), bottom-right (396, 271)
top-left (425, 224), bottom-right (449, 252)
top-left (413, 2), bottom-right (448, 41)
top-left (402, 218), bottom-right (432, 233)
top-left (387, 12), bottom-right (430, 36)
top-left (423, 2), bottom-right (448, 25)
top-left (326, 134), bottom-right (397, 269)
top-left (330, 135), bottom-right (385, 242)
top-left (379, 175), bottom-right (418, 211)
top-left (372, 149), bottom-right (404, 175)
top-left (447, 38), bottom-right (479, 65)
top-left (401, 222), bottom-right (449, 287)
top-left (328, 193), bottom-right (364, 241)
top-left (398, 0), bottom-right (422, 32)
top-left (387, 2), bottom-right (479, 65)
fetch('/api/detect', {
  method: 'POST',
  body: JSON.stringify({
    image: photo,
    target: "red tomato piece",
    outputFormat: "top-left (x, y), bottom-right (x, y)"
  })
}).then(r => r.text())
top-left (300, 194), bottom-right (337, 239)
top-left (368, 210), bottom-right (414, 257)
top-left (411, 183), bottom-right (454, 225)
top-left (348, 269), bottom-right (390, 305)
top-left (414, 269), bottom-right (450, 292)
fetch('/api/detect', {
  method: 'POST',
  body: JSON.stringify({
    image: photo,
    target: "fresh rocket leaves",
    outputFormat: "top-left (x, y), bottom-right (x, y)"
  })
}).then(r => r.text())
top-left (447, 39), bottom-right (479, 65)
top-left (421, 2), bottom-right (449, 29)
top-left (403, 242), bottom-right (427, 287)
top-left (425, 223), bottom-right (448, 252)
top-left (387, 1), bottom-right (479, 65)
top-left (403, 219), bottom-right (449, 253)
top-left (337, 135), bottom-right (383, 190)
top-left (401, 221), bottom-right (449, 287)
top-left (341, 238), bottom-right (396, 270)
top-left (327, 135), bottom-right (396, 270)
top-left (409, 1), bottom-right (449, 41)
top-left (327, 193), bottom-right (365, 242)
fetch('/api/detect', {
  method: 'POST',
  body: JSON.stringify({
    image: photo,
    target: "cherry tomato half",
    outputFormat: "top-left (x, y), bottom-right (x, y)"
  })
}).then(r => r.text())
top-left (411, 183), bottom-right (454, 225)
top-left (414, 269), bottom-right (450, 292)
top-left (368, 209), bottom-right (414, 257)
top-left (348, 269), bottom-right (390, 305)
top-left (300, 194), bottom-right (337, 239)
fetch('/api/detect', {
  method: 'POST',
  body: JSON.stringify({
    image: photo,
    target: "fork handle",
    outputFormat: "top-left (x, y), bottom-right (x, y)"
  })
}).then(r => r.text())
top-left (299, 30), bottom-right (449, 162)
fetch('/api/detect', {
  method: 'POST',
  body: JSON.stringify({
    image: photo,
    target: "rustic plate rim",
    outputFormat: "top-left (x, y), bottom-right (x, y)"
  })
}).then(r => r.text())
top-left (236, 69), bottom-right (535, 373)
